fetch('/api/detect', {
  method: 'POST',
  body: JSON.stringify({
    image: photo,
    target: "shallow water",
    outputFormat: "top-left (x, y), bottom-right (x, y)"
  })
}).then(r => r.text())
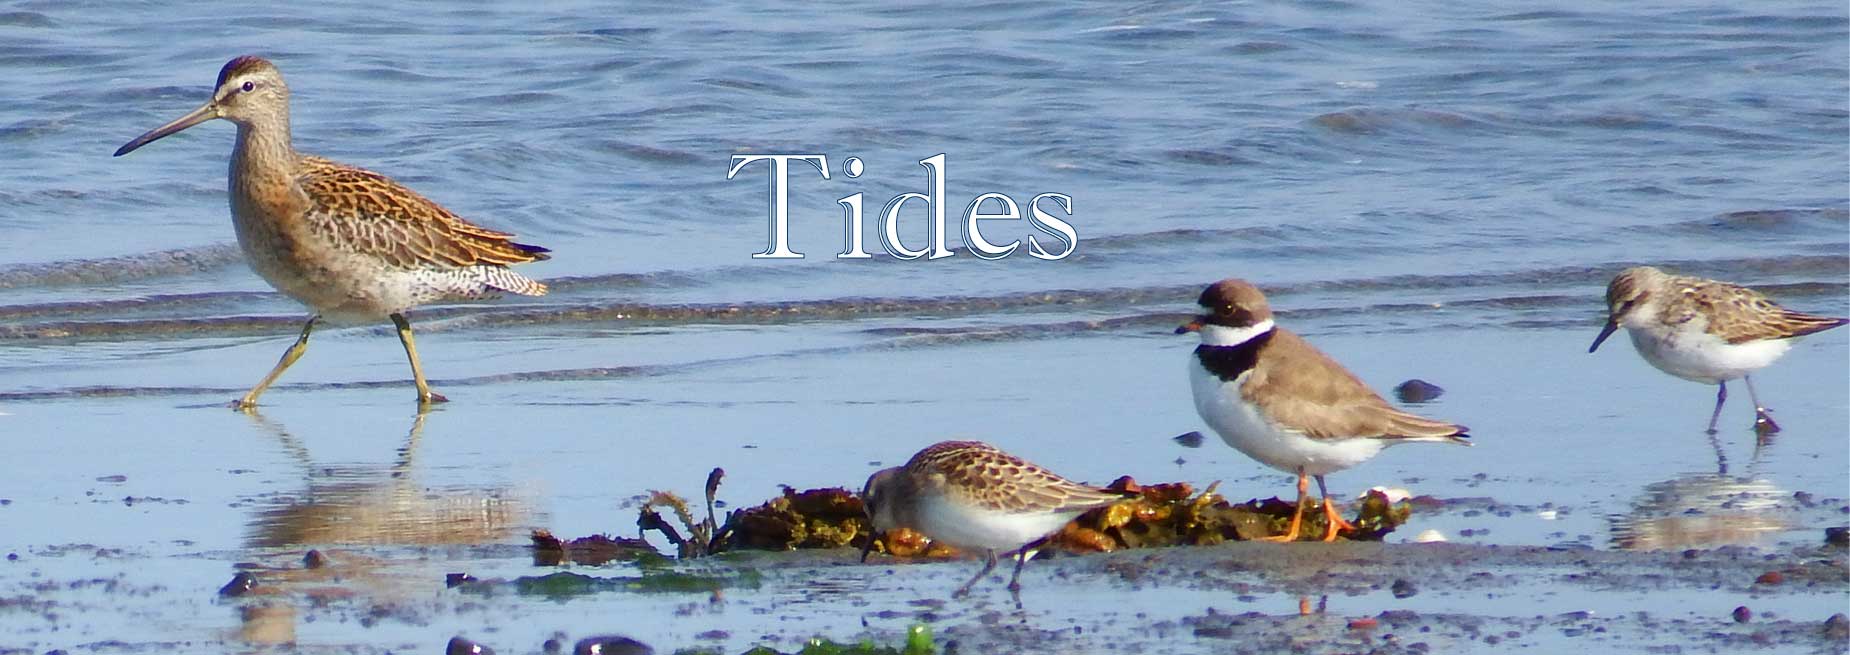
top-left (0, 1), bottom-right (1845, 653)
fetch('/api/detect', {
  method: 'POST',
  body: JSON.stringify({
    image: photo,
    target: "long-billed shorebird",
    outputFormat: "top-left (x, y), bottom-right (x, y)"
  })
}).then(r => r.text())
top-left (114, 56), bottom-right (550, 408)
top-left (1590, 266), bottom-right (1847, 434)
top-left (860, 440), bottom-right (1129, 597)
top-left (1177, 279), bottom-right (1469, 542)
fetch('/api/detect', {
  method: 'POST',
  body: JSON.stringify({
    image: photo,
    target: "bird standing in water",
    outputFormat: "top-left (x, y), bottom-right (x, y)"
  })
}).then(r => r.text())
top-left (115, 56), bottom-right (550, 408)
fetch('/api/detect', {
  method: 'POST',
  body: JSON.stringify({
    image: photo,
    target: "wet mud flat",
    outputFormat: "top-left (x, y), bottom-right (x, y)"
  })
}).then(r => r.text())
top-left (10, 537), bottom-right (1845, 655)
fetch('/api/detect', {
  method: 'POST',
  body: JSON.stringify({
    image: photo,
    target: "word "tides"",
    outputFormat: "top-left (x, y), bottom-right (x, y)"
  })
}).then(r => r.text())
top-left (727, 154), bottom-right (1077, 261)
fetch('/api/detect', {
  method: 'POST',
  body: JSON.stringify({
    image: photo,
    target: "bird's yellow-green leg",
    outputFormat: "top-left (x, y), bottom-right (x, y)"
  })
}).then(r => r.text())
top-left (391, 313), bottom-right (448, 405)
top-left (1258, 470), bottom-right (1311, 542)
top-left (236, 316), bottom-right (318, 409)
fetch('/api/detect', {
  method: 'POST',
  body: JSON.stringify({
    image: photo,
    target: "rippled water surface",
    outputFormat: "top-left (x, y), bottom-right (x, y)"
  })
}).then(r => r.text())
top-left (0, 1), bottom-right (1845, 653)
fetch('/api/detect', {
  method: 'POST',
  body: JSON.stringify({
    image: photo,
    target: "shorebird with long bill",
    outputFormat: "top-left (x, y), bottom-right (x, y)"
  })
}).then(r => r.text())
top-left (114, 56), bottom-right (550, 408)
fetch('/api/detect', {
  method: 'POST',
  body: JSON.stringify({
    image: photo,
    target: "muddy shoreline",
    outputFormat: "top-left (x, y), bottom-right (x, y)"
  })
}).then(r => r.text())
top-left (10, 536), bottom-right (1844, 655)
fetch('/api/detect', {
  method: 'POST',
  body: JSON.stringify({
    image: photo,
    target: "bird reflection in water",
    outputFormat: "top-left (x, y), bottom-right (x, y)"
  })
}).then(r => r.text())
top-left (230, 409), bottom-right (531, 647)
top-left (244, 408), bottom-right (527, 547)
top-left (1610, 432), bottom-right (1788, 550)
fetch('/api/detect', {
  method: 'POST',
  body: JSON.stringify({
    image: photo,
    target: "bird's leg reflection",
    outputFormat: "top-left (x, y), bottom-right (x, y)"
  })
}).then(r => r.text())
top-left (1706, 430), bottom-right (1729, 476)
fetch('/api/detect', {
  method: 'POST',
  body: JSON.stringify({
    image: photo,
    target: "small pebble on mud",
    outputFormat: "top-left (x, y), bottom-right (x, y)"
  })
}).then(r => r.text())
top-left (446, 573), bottom-right (477, 588)
top-left (1754, 571), bottom-right (1783, 585)
top-left (446, 636), bottom-right (495, 655)
top-left (1394, 379), bottom-right (1444, 403)
top-left (1172, 431), bottom-right (1205, 448)
top-left (1391, 579), bottom-right (1418, 598)
top-left (572, 634), bottom-right (653, 655)
top-left (1732, 606), bottom-right (1751, 623)
top-left (303, 550), bottom-right (327, 569)
top-left (1825, 526), bottom-right (1848, 547)
top-left (1827, 614), bottom-right (1850, 640)
top-left (217, 572), bottom-right (257, 597)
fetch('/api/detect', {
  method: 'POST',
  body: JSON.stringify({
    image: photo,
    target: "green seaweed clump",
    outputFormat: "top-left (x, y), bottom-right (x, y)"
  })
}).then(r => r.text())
top-left (713, 486), bottom-right (871, 552)
top-left (461, 568), bottom-right (761, 600)
top-left (734, 625), bottom-right (933, 655)
top-left (1057, 479), bottom-right (1414, 547)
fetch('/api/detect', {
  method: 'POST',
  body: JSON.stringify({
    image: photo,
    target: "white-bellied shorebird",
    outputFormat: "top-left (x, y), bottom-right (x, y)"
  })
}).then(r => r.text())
top-left (860, 440), bottom-right (1128, 597)
top-left (1590, 266), bottom-right (1846, 434)
top-left (114, 56), bottom-right (550, 407)
top-left (1178, 279), bottom-right (1469, 542)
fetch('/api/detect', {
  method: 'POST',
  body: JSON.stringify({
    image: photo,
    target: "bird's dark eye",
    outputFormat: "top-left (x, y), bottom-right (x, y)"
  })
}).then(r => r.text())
top-left (241, 81), bottom-right (254, 92)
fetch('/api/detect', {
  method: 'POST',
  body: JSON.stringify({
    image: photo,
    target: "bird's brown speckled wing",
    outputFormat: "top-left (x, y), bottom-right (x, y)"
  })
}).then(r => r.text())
top-left (297, 157), bottom-right (550, 269)
top-left (1672, 278), bottom-right (1848, 344)
top-left (909, 441), bottom-right (1128, 514)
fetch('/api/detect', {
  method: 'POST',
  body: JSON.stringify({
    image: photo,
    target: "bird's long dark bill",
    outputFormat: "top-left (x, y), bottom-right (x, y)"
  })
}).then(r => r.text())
top-left (114, 102), bottom-right (217, 157)
top-left (1588, 320), bottom-right (1619, 353)
top-left (858, 534), bottom-right (878, 563)
top-left (1174, 316), bottom-right (1205, 335)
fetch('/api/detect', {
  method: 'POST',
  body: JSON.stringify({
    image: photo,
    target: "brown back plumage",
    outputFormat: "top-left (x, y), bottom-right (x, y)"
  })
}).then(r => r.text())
top-left (1662, 273), bottom-right (1845, 344)
top-left (1245, 328), bottom-right (1469, 442)
top-left (297, 156), bottom-right (550, 270)
top-left (909, 440), bottom-right (1129, 513)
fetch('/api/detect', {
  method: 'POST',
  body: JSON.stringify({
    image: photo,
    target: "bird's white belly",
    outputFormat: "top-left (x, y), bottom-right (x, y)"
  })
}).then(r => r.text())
top-left (1626, 325), bottom-right (1789, 384)
top-left (1188, 360), bottom-right (1385, 477)
top-left (914, 493), bottom-right (1079, 553)
top-left (233, 220), bottom-right (498, 322)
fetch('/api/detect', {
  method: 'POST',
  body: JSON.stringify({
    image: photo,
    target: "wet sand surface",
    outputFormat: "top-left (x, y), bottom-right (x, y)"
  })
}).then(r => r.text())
top-left (5, 537), bottom-right (1847, 654)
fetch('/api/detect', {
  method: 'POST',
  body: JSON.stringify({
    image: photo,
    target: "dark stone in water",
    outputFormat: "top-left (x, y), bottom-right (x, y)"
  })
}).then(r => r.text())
top-left (446, 573), bottom-right (478, 588)
top-left (218, 572), bottom-right (257, 597)
top-left (573, 635), bottom-right (653, 655)
top-left (1173, 431), bottom-right (1205, 448)
top-left (1391, 578), bottom-right (1418, 599)
top-left (447, 636), bottom-right (495, 655)
top-left (1825, 526), bottom-right (1848, 547)
top-left (1394, 379), bottom-right (1444, 403)
top-left (302, 550), bottom-right (327, 569)
top-left (1732, 606), bottom-right (1752, 623)
top-left (1826, 613), bottom-right (1850, 640)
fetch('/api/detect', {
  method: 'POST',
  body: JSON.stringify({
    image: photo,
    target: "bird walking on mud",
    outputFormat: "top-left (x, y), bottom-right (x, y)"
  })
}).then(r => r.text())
top-left (114, 56), bottom-right (550, 408)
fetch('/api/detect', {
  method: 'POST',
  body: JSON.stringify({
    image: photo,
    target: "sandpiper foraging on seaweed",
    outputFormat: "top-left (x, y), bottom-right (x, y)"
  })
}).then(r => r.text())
top-left (114, 56), bottom-right (550, 408)
top-left (1178, 279), bottom-right (1470, 542)
top-left (860, 440), bottom-right (1129, 597)
top-left (1590, 266), bottom-right (1846, 435)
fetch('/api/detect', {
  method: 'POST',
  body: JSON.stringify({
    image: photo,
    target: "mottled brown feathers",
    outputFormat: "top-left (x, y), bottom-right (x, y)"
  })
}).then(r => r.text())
top-left (908, 441), bottom-right (1129, 513)
top-left (1609, 266), bottom-right (1847, 344)
top-left (297, 157), bottom-right (551, 273)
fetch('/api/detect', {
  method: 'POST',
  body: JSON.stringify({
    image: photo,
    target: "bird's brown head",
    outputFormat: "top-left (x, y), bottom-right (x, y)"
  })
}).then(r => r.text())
top-left (1176, 278), bottom-right (1274, 335)
top-left (1590, 266), bottom-right (1661, 353)
top-left (115, 55), bottom-right (290, 157)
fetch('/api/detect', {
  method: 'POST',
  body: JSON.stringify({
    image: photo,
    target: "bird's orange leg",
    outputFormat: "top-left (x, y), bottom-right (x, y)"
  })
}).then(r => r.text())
top-left (1257, 470), bottom-right (1310, 542)
top-left (1315, 475), bottom-right (1356, 542)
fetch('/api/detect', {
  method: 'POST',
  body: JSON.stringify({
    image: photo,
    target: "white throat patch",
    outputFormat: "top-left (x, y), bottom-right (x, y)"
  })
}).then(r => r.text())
top-left (1199, 319), bottom-right (1275, 347)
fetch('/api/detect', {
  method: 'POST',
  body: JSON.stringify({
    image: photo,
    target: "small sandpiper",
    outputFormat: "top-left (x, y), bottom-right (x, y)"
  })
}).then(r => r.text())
top-left (860, 440), bottom-right (1129, 597)
top-left (114, 56), bottom-right (550, 408)
top-left (1590, 266), bottom-right (1846, 434)
top-left (1178, 279), bottom-right (1469, 542)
